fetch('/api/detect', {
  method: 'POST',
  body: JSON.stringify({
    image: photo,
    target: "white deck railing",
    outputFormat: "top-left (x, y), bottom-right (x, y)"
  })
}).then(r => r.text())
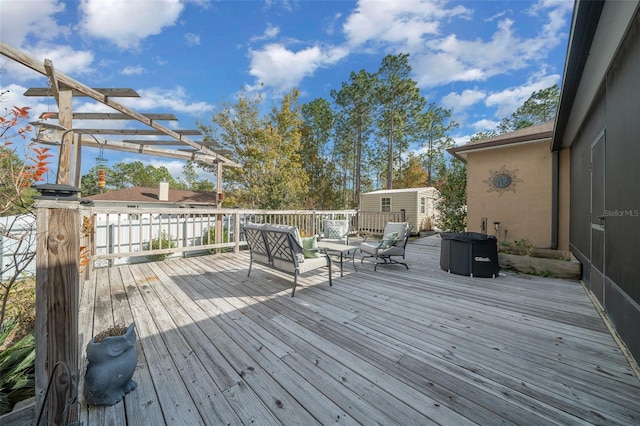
top-left (88, 208), bottom-right (364, 267)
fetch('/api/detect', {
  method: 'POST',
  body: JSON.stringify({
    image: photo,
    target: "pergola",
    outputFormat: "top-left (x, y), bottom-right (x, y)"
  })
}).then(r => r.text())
top-left (0, 41), bottom-right (242, 423)
top-left (1, 41), bottom-right (240, 205)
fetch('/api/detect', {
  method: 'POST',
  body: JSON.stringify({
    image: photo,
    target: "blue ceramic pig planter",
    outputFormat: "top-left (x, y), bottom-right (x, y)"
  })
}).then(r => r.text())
top-left (84, 322), bottom-right (138, 406)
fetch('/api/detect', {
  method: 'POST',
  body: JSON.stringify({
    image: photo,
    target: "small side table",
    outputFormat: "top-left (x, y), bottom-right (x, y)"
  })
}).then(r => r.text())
top-left (317, 242), bottom-right (359, 277)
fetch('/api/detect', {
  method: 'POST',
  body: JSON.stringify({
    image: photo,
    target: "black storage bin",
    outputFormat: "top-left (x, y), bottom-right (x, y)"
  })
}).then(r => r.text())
top-left (440, 232), bottom-right (499, 278)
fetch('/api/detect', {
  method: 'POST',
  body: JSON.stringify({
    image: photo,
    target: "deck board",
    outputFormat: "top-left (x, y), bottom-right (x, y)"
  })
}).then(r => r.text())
top-left (79, 237), bottom-right (640, 425)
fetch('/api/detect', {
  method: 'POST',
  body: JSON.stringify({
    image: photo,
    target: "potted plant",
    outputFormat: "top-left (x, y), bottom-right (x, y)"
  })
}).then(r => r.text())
top-left (84, 322), bottom-right (138, 406)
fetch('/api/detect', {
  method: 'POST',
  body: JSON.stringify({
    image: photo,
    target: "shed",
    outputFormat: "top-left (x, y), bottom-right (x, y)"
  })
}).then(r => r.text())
top-left (360, 187), bottom-right (439, 234)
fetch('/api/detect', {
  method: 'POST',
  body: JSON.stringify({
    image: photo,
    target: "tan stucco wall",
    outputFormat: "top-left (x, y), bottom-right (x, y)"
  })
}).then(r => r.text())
top-left (557, 148), bottom-right (571, 251)
top-left (466, 141), bottom-right (553, 248)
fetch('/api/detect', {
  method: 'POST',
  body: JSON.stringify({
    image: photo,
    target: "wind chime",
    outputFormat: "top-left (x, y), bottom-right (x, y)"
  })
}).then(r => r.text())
top-left (96, 144), bottom-right (108, 192)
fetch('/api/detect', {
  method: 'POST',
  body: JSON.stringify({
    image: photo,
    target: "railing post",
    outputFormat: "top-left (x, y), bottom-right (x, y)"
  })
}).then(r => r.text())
top-left (34, 184), bottom-right (81, 425)
top-left (234, 211), bottom-right (241, 253)
top-left (215, 212), bottom-right (223, 254)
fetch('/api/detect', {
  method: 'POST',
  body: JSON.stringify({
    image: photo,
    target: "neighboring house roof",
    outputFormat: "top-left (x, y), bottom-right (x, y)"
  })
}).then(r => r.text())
top-left (362, 187), bottom-right (438, 196)
top-left (85, 186), bottom-right (216, 205)
top-left (447, 120), bottom-right (554, 162)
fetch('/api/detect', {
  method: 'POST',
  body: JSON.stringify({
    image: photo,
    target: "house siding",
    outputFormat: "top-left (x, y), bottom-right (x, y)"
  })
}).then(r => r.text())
top-left (559, 1), bottom-right (640, 364)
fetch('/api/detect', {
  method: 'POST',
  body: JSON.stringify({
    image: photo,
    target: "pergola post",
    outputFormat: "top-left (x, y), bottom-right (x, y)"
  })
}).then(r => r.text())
top-left (34, 188), bottom-right (81, 425)
top-left (56, 89), bottom-right (73, 185)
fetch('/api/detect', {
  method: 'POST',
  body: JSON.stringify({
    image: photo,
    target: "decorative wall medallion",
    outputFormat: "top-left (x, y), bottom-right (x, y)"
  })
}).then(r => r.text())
top-left (483, 165), bottom-right (522, 196)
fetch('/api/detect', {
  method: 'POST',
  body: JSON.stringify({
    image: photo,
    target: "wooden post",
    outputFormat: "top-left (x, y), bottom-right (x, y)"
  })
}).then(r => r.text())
top-left (56, 89), bottom-right (73, 185)
top-left (35, 196), bottom-right (80, 425)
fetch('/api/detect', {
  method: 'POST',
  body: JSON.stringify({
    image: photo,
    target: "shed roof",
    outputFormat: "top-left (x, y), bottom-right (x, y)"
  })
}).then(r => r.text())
top-left (362, 187), bottom-right (438, 196)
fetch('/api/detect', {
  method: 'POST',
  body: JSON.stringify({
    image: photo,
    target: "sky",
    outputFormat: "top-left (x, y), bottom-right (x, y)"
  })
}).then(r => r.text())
top-left (0, 0), bottom-right (574, 184)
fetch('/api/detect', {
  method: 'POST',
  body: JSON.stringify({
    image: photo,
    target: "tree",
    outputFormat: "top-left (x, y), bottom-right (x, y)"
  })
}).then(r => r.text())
top-left (375, 53), bottom-right (424, 189)
top-left (332, 70), bottom-right (377, 207)
top-left (0, 106), bottom-right (50, 330)
top-left (469, 130), bottom-right (497, 142)
top-left (81, 161), bottom-right (178, 194)
top-left (434, 158), bottom-right (467, 232)
top-left (201, 89), bottom-right (308, 209)
top-left (418, 103), bottom-right (458, 185)
top-left (497, 84), bottom-right (559, 133)
top-left (112, 161), bottom-right (177, 188)
top-left (300, 98), bottom-right (341, 209)
top-left (80, 165), bottom-right (107, 196)
top-left (180, 161), bottom-right (199, 189)
top-left (393, 152), bottom-right (428, 188)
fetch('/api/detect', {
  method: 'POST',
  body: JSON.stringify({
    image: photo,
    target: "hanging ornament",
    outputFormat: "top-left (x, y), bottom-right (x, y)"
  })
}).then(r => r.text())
top-left (96, 143), bottom-right (108, 191)
top-left (98, 169), bottom-right (106, 188)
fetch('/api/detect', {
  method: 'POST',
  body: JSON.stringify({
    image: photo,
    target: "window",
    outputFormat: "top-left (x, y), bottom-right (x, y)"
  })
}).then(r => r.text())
top-left (420, 197), bottom-right (426, 214)
top-left (381, 197), bottom-right (391, 212)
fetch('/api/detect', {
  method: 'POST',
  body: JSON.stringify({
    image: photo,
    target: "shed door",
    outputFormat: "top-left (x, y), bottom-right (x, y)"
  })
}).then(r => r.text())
top-left (590, 132), bottom-right (606, 306)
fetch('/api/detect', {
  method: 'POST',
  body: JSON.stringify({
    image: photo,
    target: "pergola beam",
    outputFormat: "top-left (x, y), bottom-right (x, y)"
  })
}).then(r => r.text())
top-left (122, 139), bottom-right (221, 147)
top-left (57, 128), bottom-right (203, 136)
top-left (40, 112), bottom-right (178, 121)
top-left (25, 87), bottom-right (140, 97)
top-left (34, 136), bottom-right (227, 164)
top-left (0, 41), bottom-right (239, 167)
top-left (43, 60), bottom-right (60, 104)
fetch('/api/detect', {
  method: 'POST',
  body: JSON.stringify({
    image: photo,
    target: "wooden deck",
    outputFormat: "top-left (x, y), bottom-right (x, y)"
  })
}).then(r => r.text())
top-left (79, 237), bottom-right (640, 425)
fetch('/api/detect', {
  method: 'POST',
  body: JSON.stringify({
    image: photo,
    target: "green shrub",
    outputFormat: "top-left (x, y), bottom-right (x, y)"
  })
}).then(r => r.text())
top-left (202, 226), bottom-right (231, 253)
top-left (145, 231), bottom-right (176, 261)
top-left (0, 320), bottom-right (35, 415)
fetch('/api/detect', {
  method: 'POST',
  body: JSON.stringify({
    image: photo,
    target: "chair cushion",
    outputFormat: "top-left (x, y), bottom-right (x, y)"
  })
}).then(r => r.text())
top-left (301, 236), bottom-right (320, 258)
top-left (323, 219), bottom-right (349, 242)
top-left (297, 255), bottom-right (329, 273)
top-left (380, 231), bottom-right (400, 249)
top-left (328, 225), bottom-right (343, 239)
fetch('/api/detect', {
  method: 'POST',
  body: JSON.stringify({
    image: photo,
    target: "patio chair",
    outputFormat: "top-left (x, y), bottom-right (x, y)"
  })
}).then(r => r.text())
top-left (319, 219), bottom-right (351, 245)
top-left (360, 222), bottom-right (411, 270)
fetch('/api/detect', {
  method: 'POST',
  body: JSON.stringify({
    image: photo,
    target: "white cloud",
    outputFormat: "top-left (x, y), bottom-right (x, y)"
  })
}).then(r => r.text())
top-left (414, 18), bottom-right (528, 88)
top-left (121, 66), bottom-right (146, 76)
top-left (247, 43), bottom-right (348, 93)
top-left (1, 43), bottom-right (95, 83)
top-left (485, 73), bottom-right (560, 118)
top-left (471, 119), bottom-right (500, 132)
top-left (343, 0), bottom-right (470, 49)
top-left (441, 88), bottom-right (487, 113)
top-left (123, 87), bottom-right (213, 117)
top-left (251, 25), bottom-right (280, 42)
top-left (452, 134), bottom-right (473, 146)
top-left (0, 0), bottom-right (68, 47)
top-left (184, 33), bottom-right (201, 46)
top-left (78, 0), bottom-right (185, 49)
top-left (405, 2), bottom-right (570, 89)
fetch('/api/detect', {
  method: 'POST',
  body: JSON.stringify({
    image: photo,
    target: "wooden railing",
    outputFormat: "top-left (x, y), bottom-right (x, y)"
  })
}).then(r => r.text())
top-left (87, 208), bottom-right (361, 267)
top-left (355, 210), bottom-right (406, 235)
top-left (84, 208), bottom-right (408, 269)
